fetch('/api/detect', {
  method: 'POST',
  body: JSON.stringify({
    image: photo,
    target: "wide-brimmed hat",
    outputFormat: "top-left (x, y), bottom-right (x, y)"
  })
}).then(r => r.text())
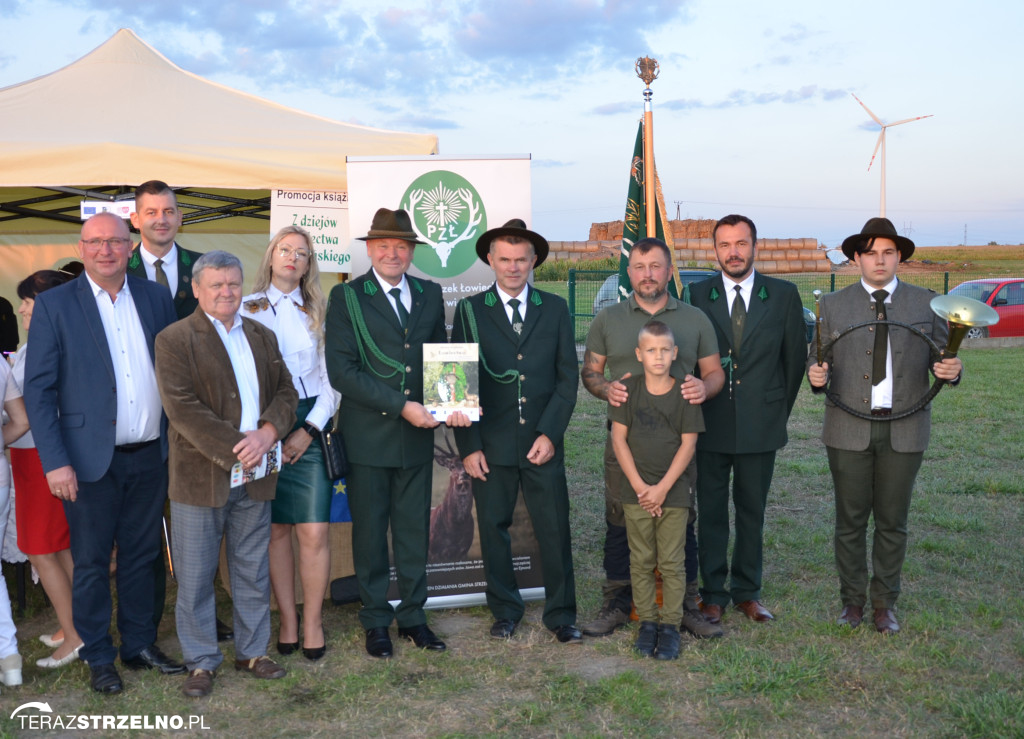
top-left (356, 208), bottom-right (425, 244)
top-left (841, 217), bottom-right (915, 262)
top-left (475, 218), bottom-right (550, 266)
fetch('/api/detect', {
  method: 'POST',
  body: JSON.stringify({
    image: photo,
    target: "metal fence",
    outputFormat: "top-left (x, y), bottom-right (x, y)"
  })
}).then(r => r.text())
top-left (568, 268), bottom-right (1005, 344)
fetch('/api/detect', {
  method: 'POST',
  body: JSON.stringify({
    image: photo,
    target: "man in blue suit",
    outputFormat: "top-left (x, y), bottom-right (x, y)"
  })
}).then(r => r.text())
top-left (23, 212), bottom-right (184, 694)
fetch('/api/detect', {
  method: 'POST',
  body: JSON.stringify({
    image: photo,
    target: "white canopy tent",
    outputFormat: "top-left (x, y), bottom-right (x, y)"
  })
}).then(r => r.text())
top-left (0, 27), bottom-right (437, 198)
top-left (0, 28), bottom-right (438, 332)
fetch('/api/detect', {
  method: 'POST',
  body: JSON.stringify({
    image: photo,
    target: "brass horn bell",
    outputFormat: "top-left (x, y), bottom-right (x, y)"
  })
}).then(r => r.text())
top-left (930, 294), bottom-right (1000, 358)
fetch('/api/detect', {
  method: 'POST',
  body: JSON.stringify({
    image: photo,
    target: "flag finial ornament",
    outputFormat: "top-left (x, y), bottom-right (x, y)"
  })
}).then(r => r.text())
top-left (636, 56), bottom-right (659, 87)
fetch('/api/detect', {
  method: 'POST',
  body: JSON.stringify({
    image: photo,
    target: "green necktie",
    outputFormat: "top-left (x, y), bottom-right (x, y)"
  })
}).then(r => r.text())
top-left (872, 289), bottom-right (888, 383)
top-left (508, 298), bottom-right (524, 335)
top-left (389, 287), bottom-right (408, 330)
top-left (731, 285), bottom-right (746, 353)
top-left (154, 258), bottom-right (170, 289)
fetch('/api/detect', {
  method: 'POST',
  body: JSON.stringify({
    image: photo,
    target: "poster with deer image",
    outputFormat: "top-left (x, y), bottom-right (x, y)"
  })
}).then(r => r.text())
top-left (346, 156), bottom-right (543, 608)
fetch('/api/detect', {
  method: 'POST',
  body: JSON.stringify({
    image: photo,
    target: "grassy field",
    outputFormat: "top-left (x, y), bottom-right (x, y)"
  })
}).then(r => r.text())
top-left (3, 348), bottom-right (1022, 738)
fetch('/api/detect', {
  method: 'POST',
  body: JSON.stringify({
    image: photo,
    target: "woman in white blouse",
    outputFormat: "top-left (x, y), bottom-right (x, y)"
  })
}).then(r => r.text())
top-left (1, 333), bottom-right (30, 687)
top-left (242, 226), bottom-right (339, 661)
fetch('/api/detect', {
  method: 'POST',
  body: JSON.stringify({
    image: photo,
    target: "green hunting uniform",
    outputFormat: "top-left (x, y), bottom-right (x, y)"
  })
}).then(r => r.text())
top-left (452, 284), bottom-right (579, 630)
top-left (325, 269), bottom-right (446, 630)
top-left (688, 272), bottom-right (807, 607)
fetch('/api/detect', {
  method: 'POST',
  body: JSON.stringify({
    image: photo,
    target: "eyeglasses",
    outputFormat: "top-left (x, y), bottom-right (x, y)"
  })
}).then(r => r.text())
top-left (81, 238), bottom-right (131, 248)
top-left (278, 247), bottom-right (311, 260)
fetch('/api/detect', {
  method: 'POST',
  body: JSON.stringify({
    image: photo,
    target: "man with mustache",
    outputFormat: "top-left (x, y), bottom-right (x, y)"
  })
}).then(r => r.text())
top-left (688, 214), bottom-right (807, 625)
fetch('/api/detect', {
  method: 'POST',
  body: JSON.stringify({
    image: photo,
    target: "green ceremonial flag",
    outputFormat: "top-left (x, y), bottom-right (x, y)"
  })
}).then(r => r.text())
top-left (616, 122), bottom-right (675, 300)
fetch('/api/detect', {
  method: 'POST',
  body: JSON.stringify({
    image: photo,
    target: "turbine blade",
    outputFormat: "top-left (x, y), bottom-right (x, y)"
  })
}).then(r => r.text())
top-left (852, 93), bottom-right (883, 125)
top-left (887, 114), bottom-right (934, 127)
top-left (867, 130), bottom-right (884, 171)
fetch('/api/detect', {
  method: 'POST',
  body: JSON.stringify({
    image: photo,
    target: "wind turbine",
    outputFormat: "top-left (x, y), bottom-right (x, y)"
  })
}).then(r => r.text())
top-left (852, 93), bottom-right (933, 217)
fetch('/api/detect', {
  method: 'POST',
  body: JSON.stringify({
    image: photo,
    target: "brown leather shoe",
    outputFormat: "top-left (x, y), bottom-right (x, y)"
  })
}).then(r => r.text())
top-left (234, 656), bottom-right (286, 679)
top-left (735, 600), bottom-right (774, 622)
top-left (873, 608), bottom-right (900, 635)
top-left (700, 603), bottom-right (723, 624)
top-left (837, 604), bottom-right (863, 628)
top-left (182, 669), bottom-right (214, 697)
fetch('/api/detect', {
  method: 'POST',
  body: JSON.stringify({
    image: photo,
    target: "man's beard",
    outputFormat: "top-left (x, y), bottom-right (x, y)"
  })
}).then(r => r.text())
top-left (634, 281), bottom-right (667, 302)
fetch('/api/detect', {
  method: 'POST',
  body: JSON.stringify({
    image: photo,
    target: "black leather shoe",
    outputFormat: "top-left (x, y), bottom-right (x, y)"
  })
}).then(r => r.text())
top-left (122, 645), bottom-right (186, 675)
top-left (276, 640), bottom-right (298, 656)
top-left (490, 619), bottom-right (519, 639)
top-left (398, 624), bottom-right (447, 651)
top-left (365, 627), bottom-right (393, 658)
top-left (90, 663), bottom-right (123, 694)
top-left (216, 618), bottom-right (234, 642)
top-left (552, 625), bottom-right (583, 644)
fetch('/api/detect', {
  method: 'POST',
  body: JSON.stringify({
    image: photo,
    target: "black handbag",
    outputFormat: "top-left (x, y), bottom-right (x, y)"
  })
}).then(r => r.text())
top-left (319, 423), bottom-right (350, 480)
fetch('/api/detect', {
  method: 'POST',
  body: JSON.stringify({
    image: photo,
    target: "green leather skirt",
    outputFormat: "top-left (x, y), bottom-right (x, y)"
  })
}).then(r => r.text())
top-left (271, 397), bottom-right (332, 524)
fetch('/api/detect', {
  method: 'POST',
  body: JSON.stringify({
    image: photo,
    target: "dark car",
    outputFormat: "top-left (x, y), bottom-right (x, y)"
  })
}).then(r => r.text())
top-left (948, 278), bottom-right (1024, 338)
top-left (593, 269), bottom-right (816, 342)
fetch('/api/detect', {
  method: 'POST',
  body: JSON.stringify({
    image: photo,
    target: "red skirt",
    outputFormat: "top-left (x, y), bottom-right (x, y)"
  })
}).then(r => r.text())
top-left (11, 447), bottom-right (70, 555)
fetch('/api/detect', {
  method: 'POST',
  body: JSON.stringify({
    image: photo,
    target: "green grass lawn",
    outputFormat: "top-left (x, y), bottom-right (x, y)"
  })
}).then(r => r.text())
top-left (3, 348), bottom-right (1022, 738)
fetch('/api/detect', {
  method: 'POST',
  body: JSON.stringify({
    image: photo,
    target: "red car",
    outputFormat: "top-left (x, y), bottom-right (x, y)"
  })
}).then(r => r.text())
top-left (948, 278), bottom-right (1024, 338)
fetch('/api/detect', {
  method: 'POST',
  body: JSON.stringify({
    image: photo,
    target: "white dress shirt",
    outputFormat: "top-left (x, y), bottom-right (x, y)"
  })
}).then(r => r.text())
top-left (138, 242), bottom-right (180, 298)
top-left (241, 286), bottom-right (339, 431)
top-left (861, 277), bottom-right (898, 410)
top-left (85, 273), bottom-right (162, 445)
top-left (374, 268), bottom-right (411, 321)
top-left (496, 283), bottom-right (529, 325)
top-left (207, 311), bottom-right (261, 433)
top-left (723, 270), bottom-right (756, 317)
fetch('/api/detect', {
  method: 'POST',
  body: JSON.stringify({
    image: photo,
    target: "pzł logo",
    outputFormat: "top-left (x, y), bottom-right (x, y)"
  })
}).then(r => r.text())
top-left (401, 171), bottom-right (487, 278)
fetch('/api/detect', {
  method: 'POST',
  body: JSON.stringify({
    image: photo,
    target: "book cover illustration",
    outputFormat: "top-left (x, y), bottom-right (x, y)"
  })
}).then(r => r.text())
top-left (423, 343), bottom-right (480, 422)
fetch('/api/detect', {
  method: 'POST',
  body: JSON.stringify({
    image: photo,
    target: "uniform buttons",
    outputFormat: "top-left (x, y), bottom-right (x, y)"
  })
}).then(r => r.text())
top-left (736, 379), bottom-right (741, 385)
top-left (404, 389), bottom-right (411, 395)
top-left (519, 418), bottom-right (526, 425)
top-left (405, 366), bottom-right (412, 373)
top-left (230, 392), bottom-right (237, 398)
top-left (404, 343), bottom-right (411, 349)
top-left (519, 374), bottom-right (526, 381)
top-left (517, 354), bottom-right (524, 360)
top-left (520, 397), bottom-right (527, 404)
top-left (868, 326), bottom-right (874, 332)
top-left (866, 350), bottom-right (872, 355)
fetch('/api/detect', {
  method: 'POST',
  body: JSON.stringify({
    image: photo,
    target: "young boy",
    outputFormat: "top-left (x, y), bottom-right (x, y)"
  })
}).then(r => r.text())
top-left (609, 321), bottom-right (704, 659)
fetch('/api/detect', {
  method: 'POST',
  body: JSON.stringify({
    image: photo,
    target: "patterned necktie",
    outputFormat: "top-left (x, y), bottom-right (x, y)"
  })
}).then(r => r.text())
top-left (872, 289), bottom-right (889, 383)
top-left (508, 298), bottom-right (524, 335)
top-left (154, 258), bottom-right (170, 289)
top-left (731, 285), bottom-right (746, 353)
top-left (389, 287), bottom-right (409, 330)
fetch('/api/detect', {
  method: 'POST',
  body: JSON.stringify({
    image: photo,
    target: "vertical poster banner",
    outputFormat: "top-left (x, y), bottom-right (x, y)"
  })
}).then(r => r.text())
top-left (269, 189), bottom-right (350, 273)
top-left (346, 156), bottom-right (543, 608)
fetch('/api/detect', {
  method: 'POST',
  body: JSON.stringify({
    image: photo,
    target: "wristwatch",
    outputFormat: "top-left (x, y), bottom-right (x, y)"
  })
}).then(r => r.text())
top-left (302, 422), bottom-right (321, 439)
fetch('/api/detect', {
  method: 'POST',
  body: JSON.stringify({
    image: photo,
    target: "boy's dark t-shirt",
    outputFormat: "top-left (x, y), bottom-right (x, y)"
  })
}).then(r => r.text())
top-left (609, 374), bottom-right (705, 508)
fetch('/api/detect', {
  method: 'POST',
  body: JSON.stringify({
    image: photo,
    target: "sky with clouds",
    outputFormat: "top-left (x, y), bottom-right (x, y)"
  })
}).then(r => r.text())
top-left (1, 0), bottom-right (1020, 247)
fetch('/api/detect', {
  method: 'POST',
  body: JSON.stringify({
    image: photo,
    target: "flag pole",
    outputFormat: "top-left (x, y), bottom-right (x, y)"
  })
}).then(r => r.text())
top-left (636, 57), bottom-right (659, 237)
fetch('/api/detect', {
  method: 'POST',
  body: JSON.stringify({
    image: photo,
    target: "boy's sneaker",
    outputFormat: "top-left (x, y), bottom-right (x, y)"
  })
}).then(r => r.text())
top-left (655, 624), bottom-right (681, 660)
top-left (633, 621), bottom-right (658, 657)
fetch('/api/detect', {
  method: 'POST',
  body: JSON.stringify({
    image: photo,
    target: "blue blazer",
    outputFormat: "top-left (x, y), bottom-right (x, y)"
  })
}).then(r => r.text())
top-left (22, 273), bottom-right (178, 482)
